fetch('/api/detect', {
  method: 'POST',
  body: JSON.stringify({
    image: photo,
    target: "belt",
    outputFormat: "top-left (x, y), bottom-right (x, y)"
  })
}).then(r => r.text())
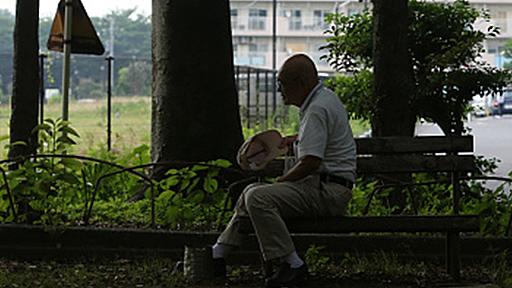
top-left (319, 174), bottom-right (354, 189)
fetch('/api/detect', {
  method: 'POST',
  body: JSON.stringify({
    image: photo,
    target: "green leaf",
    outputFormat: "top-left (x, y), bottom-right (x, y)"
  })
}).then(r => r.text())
top-left (59, 126), bottom-right (80, 138)
top-left (61, 158), bottom-right (83, 170)
top-left (186, 177), bottom-right (200, 193)
top-left (44, 118), bottom-right (56, 126)
top-left (179, 179), bottom-right (190, 192)
top-left (132, 144), bottom-right (149, 156)
top-left (203, 178), bottom-right (218, 193)
top-left (191, 165), bottom-right (209, 172)
top-left (56, 173), bottom-right (81, 186)
top-left (209, 159), bottom-right (232, 168)
top-left (187, 190), bottom-right (205, 204)
top-left (165, 205), bottom-right (179, 225)
top-left (164, 176), bottom-right (180, 187)
top-left (57, 135), bottom-right (77, 145)
top-left (157, 190), bottom-right (175, 202)
top-left (165, 169), bottom-right (179, 176)
top-left (32, 123), bottom-right (52, 134)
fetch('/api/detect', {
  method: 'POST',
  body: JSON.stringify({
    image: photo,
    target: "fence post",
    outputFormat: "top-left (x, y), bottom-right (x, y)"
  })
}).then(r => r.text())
top-left (256, 70), bottom-right (260, 127)
top-left (273, 71), bottom-right (277, 121)
top-left (106, 56), bottom-right (114, 151)
top-left (246, 67), bottom-right (251, 129)
top-left (39, 53), bottom-right (47, 124)
top-left (265, 71), bottom-right (269, 128)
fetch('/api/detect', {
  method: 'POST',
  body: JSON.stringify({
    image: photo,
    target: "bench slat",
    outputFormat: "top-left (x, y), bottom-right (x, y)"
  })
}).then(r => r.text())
top-left (358, 155), bottom-right (477, 174)
top-left (238, 215), bottom-right (480, 234)
top-left (261, 155), bottom-right (477, 177)
top-left (356, 136), bottom-right (473, 154)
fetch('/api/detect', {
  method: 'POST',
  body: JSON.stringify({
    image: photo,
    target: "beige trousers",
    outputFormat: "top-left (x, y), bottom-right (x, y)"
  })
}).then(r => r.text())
top-left (217, 175), bottom-right (352, 261)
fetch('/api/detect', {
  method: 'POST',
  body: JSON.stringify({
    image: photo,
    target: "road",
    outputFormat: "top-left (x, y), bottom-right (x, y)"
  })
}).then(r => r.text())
top-left (416, 114), bottom-right (512, 191)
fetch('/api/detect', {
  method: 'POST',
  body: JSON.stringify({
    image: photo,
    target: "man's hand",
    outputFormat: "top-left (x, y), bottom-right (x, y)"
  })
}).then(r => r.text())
top-left (277, 155), bottom-right (321, 182)
top-left (279, 135), bottom-right (298, 149)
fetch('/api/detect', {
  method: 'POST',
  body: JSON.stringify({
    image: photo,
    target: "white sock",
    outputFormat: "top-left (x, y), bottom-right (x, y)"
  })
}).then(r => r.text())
top-left (212, 243), bottom-right (234, 259)
top-left (284, 251), bottom-right (304, 268)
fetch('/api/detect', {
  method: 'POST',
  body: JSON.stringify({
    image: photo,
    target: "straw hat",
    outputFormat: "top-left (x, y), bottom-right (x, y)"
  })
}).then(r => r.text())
top-left (237, 130), bottom-right (288, 171)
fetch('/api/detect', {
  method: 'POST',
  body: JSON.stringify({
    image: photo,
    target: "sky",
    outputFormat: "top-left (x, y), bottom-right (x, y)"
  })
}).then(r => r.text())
top-left (0, 0), bottom-right (151, 17)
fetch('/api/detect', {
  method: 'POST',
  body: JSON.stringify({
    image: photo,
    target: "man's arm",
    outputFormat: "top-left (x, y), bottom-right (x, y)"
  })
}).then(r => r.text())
top-left (276, 155), bottom-right (321, 182)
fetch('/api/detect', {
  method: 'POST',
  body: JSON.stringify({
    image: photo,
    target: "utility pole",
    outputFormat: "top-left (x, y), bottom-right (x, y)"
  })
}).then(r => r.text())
top-left (62, 0), bottom-right (73, 121)
top-left (109, 15), bottom-right (115, 87)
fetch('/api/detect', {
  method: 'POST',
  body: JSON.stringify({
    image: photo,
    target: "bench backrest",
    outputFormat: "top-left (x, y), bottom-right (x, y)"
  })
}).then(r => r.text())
top-left (356, 136), bottom-right (477, 174)
top-left (264, 135), bottom-right (477, 176)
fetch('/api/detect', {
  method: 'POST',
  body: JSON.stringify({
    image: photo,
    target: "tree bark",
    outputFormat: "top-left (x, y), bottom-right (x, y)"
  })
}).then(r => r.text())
top-left (372, 0), bottom-right (415, 137)
top-left (372, 0), bottom-right (415, 212)
top-left (151, 0), bottom-right (243, 169)
top-left (9, 0), bottom-right (40, 159)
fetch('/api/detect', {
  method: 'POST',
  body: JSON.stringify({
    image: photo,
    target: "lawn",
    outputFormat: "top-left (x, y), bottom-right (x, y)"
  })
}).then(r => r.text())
top-left (0, 96), bottom-right (370, 157)
top-left (0, 97), bottom-right (152, 156)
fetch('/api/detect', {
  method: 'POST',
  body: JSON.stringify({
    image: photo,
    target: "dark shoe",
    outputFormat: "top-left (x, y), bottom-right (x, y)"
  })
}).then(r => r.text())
top-left (265, 262), bottom-right (308, 288)
top-left (213, 258), bottom-right (227, 279)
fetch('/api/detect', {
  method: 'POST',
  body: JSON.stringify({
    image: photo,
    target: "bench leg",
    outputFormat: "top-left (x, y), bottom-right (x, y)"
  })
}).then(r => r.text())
top-left (446, 232), bottom-right (461, 280)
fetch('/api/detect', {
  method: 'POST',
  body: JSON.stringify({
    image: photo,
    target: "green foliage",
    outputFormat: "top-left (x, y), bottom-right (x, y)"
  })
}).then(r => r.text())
top-left (486, 250), bottom-right (512, 287)
top-left (156, 159), bottom-right (233, 230)
top-left (305, 245), bottom-right (331, 275)
top-left (242, 105), bottom-right (370, 138)
top-left (323, 0), bottom-right (511, 134)
top-left (0, 126), bottom-right (235, 230)
top-left (74, 80), bottom-right (104, 99)
top-left (0, 9), bottom-right (14, 54)
top-left (348, 157), bottom-right (512, 236)
top-left (36, 118), bottom-right (80, 154)
top-left (116, 61), bottom-right (151, 96)
top-left (2, 119), bottom-right (82, 224)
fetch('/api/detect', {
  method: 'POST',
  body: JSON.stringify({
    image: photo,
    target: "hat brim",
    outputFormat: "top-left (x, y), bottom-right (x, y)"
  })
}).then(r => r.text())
top-left (237, 130), bottom-right (288, 171)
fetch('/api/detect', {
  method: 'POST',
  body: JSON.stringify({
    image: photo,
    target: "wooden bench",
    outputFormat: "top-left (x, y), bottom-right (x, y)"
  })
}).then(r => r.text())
top-left (236, 135), bottom-right (480, 279)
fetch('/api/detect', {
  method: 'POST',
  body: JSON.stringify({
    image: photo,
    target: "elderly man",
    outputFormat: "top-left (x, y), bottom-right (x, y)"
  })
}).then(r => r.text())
top-left (212, 54), bottom-right (356, 287)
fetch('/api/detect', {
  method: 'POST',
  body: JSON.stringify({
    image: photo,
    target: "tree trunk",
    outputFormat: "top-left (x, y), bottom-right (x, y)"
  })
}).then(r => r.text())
top-left (9, 0), bottom-right (40, 159)
top-left (372, 0), bottom-right (415, 137)
top-left (372, 0), bottom-right (415, 212)
top-left (151, 0), bottom-right (243, 169)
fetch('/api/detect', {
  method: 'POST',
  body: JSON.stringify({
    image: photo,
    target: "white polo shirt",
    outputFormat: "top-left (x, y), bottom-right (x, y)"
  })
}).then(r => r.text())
top-left (296, 83), bottom-right (357, 182)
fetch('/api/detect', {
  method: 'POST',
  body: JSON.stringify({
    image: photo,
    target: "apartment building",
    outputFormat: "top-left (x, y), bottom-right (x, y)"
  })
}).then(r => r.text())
top-left (230, 0), bottom-right (512, 71)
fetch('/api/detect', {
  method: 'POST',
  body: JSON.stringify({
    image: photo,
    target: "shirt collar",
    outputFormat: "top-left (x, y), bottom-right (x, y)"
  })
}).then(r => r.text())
top-left (300, 82), bottom-right (323, 114)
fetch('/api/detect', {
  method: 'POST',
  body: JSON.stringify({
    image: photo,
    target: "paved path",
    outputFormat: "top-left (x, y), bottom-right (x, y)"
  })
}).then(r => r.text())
top-left (416, 115), bottom-right (512, 191)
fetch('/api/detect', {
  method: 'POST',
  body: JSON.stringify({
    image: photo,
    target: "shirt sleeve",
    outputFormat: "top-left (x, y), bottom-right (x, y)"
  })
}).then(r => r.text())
top-left (297, 109), bottom-right (328, 160)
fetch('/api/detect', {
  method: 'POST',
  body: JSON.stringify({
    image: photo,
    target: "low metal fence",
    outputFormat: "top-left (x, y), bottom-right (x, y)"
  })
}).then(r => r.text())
top-left (0, 53), bottom-right (283, 151)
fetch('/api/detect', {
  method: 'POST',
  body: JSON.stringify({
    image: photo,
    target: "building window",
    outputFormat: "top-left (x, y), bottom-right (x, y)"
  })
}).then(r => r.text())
top-left (313, 10), bottom-right (330, 30)
top-left (231, 9), bottom-right (238, 29)
top-left (288, 10), bottom-right (302, 31)
top-left (249, 9), bottom-right (267, 30)
top-left (249, 44), bottom-right (268, 53)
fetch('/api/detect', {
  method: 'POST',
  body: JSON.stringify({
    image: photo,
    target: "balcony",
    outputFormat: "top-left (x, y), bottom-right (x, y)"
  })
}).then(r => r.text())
top-left (232, 16), bottom-right (331, 37)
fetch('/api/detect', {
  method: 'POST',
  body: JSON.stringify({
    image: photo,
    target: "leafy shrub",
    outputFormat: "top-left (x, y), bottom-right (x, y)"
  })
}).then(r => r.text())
top-left (348, 157), bottom-right (512, 236)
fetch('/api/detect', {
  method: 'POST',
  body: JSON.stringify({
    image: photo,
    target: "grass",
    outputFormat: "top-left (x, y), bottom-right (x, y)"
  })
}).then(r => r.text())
top-left (0, 96), bottom-right (370, 157)
top-left (0, 251), bottom-right (509, 288)
top-left (0, 258), bottom-right (187, 288)
top-left (0, 97), bottom-right (151, 156)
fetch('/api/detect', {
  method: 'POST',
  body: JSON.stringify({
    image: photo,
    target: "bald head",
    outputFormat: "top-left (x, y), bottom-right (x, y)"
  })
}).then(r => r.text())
top-left (279, 54), bottom-right (319, 88)
top-left (278, 54), bottom-right (319, 107)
